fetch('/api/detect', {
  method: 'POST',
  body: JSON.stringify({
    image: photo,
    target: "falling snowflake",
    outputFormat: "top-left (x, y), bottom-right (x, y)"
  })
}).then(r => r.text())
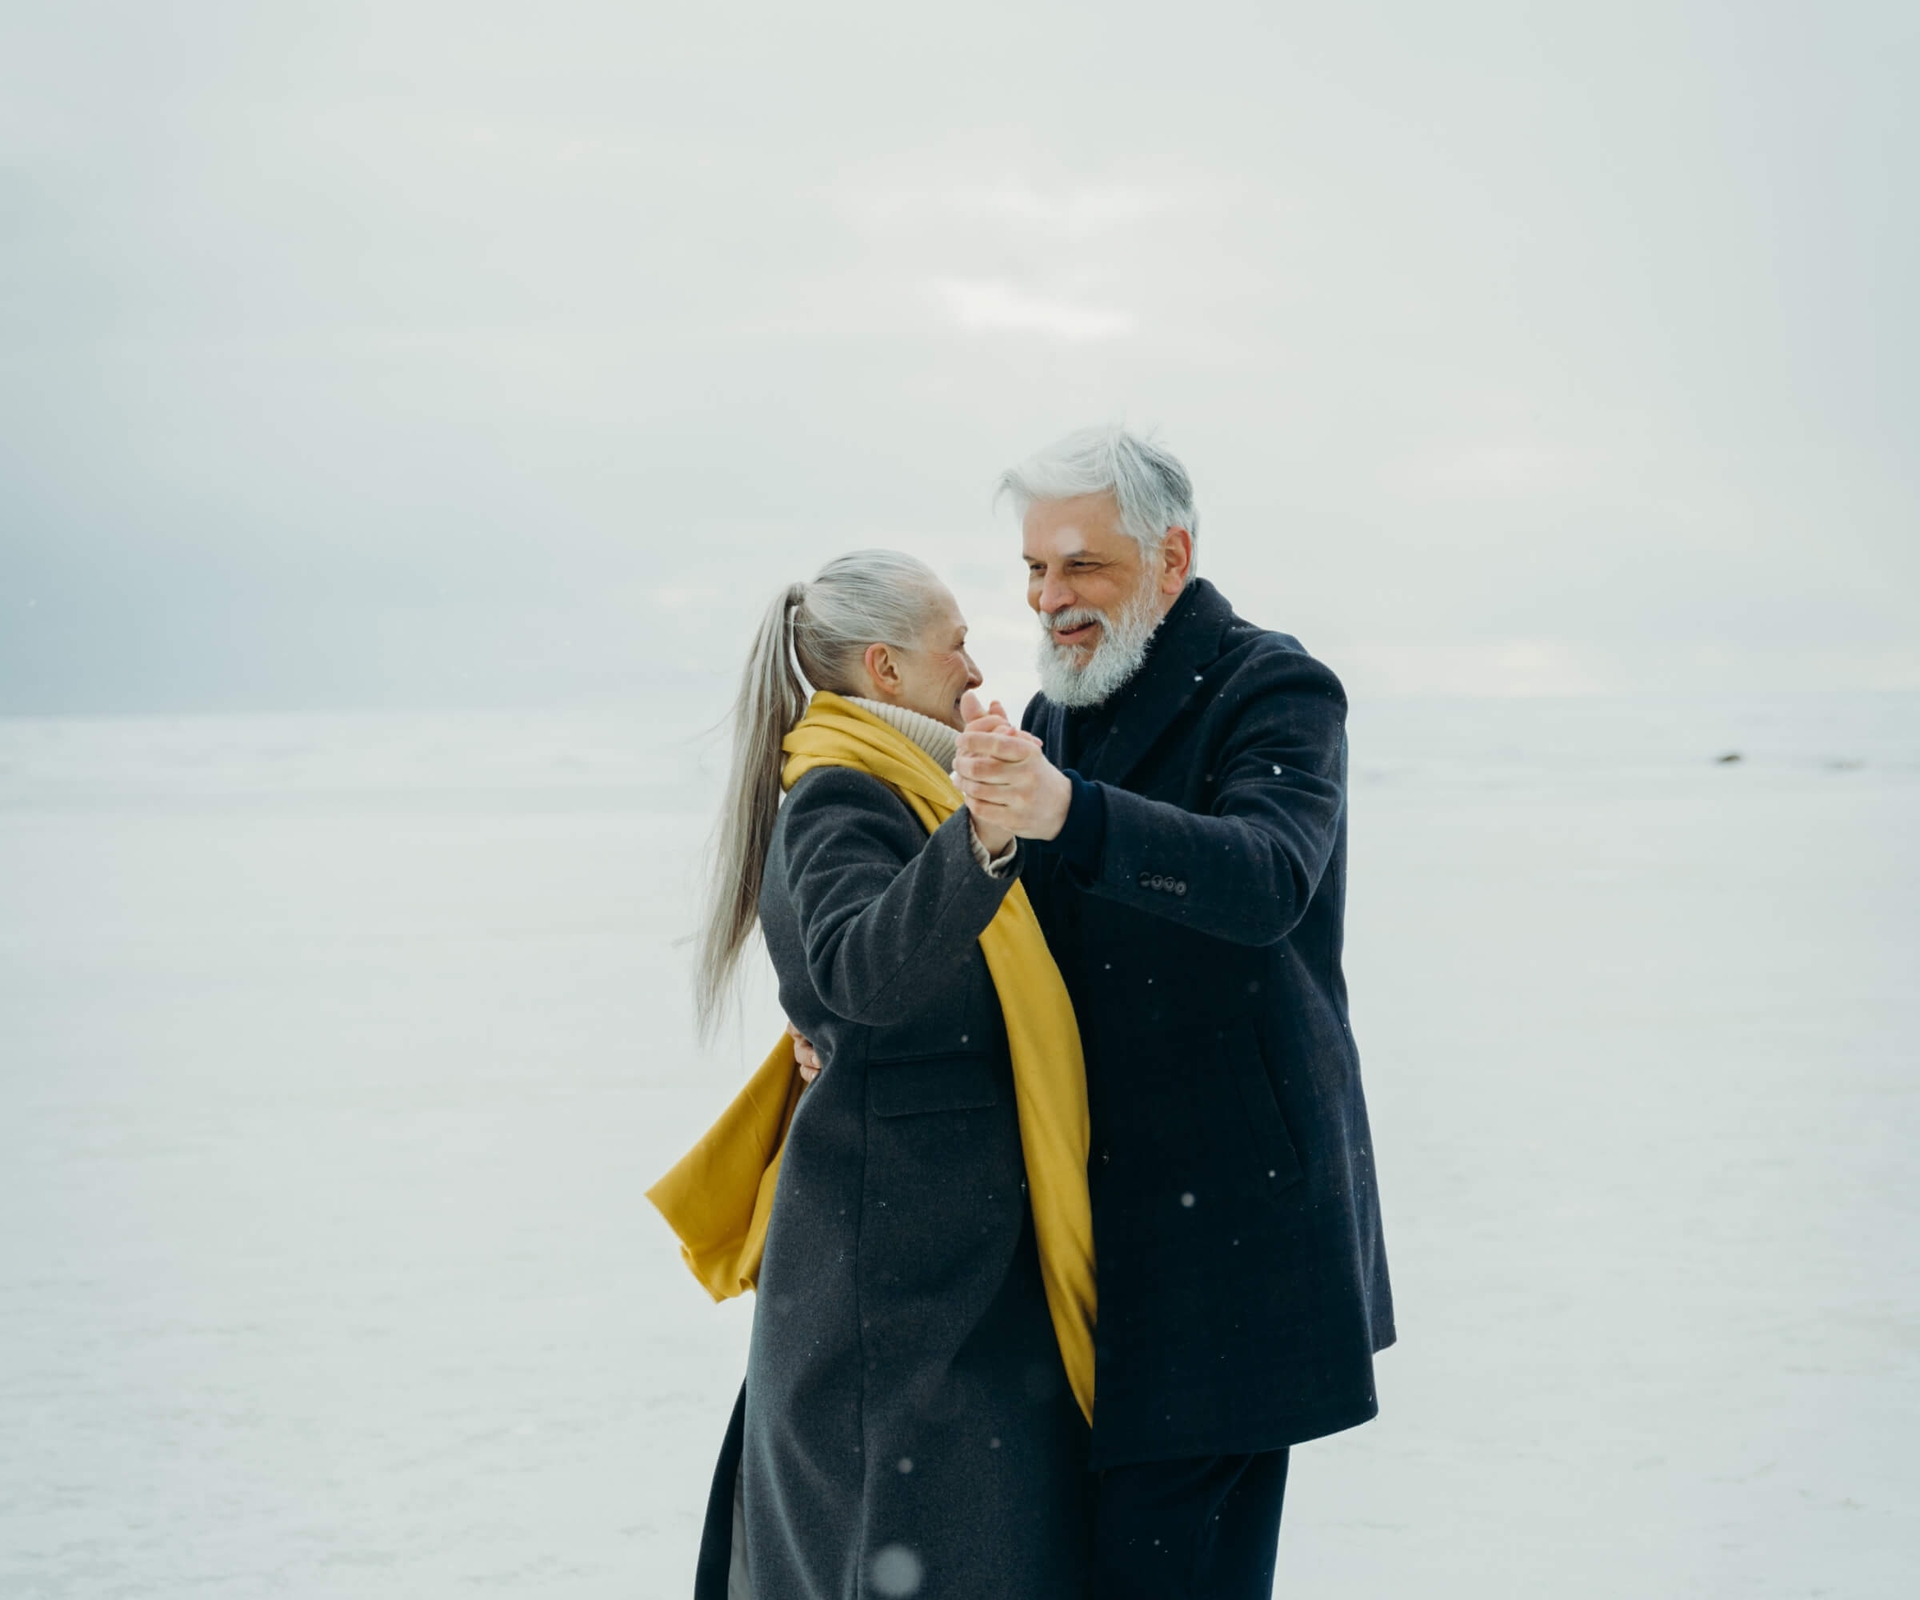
top-left (869, 1545), bottom-right (924, 1597)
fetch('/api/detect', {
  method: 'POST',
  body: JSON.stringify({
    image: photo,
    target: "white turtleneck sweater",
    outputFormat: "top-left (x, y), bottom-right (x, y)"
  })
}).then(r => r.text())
top-left (847, 697), bottom-right (1018, 878)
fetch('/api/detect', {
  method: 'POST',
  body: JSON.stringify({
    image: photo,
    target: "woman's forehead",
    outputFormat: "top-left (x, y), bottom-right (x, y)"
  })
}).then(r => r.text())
top-left (926, 586), bottom-right (964, 626)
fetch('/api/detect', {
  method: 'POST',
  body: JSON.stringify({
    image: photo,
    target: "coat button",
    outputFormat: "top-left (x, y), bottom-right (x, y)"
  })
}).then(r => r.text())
top-left (1136, 871), bottom-right (1152, 889)
top-left (1174, 880), bottom-right (1187, 896)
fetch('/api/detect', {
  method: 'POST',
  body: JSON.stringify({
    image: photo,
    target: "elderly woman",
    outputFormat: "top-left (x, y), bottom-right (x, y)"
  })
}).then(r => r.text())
top-left (666, 550), bottom-right (1093, 1600)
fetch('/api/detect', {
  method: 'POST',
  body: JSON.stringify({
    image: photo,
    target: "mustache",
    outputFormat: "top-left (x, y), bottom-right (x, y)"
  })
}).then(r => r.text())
top-left (1041, 606), bottom-right (1108, 636)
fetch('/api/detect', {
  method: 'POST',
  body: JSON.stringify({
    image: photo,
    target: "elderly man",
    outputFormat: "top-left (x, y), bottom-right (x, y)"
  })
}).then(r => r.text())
top-left (952, 426), bottom-right (1394, 1599)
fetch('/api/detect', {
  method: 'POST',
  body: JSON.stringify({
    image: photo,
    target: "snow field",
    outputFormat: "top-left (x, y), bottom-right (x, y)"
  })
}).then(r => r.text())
top-left (1, 696), bottom-right (1914, 1597)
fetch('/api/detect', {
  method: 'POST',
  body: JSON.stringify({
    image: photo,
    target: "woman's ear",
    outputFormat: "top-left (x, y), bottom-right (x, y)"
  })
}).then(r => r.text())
top-left (862, 640), bottom-right (901, 699)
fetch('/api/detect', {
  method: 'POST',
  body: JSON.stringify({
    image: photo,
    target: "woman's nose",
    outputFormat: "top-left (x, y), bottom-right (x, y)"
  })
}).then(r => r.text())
top-left (963, 655), bottom-right (984, 690)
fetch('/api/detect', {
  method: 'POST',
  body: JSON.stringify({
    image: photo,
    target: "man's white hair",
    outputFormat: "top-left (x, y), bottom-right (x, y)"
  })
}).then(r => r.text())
top-left (995, 424), bottom-right (1199, 578)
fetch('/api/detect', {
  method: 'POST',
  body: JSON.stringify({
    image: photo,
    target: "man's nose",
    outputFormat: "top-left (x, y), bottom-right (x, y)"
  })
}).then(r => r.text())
top-left (1037, 571), bottom-right (1076, 616)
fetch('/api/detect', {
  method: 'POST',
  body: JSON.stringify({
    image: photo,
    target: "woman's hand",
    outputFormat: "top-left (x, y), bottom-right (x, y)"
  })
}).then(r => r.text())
top-left (956, 692), bottom-right (1033, 855)
top-left (969, 813), bottom-right (1016, 856)
top-left (956, 693), bottom-right (1070, 842)
top-left (786, 1020), bottom-right (822, 1083)
top-left (958, 691), bottom-right (1041, 745)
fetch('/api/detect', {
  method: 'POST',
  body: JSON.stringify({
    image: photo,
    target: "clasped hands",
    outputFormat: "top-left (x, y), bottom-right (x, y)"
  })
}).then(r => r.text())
top-left (954, 690), bottom-right (1072, 855)
top-left (788, 693), bottom-right (1068, 1087)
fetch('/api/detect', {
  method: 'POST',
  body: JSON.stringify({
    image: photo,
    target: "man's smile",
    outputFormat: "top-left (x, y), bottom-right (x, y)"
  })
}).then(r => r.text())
top-left (1050, 618), bottom-right (1101, 649)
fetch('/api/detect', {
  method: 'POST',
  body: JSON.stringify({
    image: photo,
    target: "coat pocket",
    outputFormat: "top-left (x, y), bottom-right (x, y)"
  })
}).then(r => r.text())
top-left (868, 1052), bottom-right (1000, 1118)
top-left (1216, 1024), bottom-right (1305, 1193)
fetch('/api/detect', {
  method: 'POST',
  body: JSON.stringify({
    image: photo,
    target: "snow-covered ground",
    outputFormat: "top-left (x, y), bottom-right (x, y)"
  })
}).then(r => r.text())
top-left (2, 695), bottom-right (1915, 1597)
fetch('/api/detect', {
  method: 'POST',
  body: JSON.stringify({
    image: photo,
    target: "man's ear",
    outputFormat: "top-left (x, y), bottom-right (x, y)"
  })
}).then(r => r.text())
top-left (1160, 527), bottom-right (1194, 594)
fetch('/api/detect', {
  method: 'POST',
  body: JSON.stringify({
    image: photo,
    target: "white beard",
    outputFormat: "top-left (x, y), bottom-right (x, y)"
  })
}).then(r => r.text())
top-left (1035, 582), bottom-right (1164, 708)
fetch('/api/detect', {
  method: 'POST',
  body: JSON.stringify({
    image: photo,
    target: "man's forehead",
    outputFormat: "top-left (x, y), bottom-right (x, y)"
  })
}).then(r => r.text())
top-left (1021, 494), bottom-right (1130, 558)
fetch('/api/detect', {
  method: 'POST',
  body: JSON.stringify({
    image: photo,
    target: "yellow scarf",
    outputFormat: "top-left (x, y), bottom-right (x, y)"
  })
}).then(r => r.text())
top-left (647, 692), bottom-right (1097, 1423)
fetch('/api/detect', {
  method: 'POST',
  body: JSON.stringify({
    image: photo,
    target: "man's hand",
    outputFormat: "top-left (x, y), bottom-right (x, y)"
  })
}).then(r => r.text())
top-left (787, 1021), bottom-right (822, 1083)
top-left (955, 692), bottom-right (1072, 842)
top-left (955, 693), bottom-right (1028, 855)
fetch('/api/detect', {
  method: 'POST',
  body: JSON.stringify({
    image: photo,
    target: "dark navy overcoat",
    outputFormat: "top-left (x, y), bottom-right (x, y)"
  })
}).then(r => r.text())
top-left (1021, 577), bottom-right (1395, 1469)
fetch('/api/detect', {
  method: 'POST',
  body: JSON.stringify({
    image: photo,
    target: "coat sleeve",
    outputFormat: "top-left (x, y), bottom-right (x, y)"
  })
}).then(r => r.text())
top-left (1080, 652), bottom-right (1347, 947)
top-left (780, 768), bottom-right (1021, 1026)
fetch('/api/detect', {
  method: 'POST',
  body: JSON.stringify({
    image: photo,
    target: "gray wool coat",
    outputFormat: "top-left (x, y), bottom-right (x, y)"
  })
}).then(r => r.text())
top-left (693, 765), bottom-right (1092, 1600)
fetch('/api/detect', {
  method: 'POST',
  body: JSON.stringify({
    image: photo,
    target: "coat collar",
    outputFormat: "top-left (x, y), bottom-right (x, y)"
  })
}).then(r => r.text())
top-left (1045, 578), bottom-right (1236, 788)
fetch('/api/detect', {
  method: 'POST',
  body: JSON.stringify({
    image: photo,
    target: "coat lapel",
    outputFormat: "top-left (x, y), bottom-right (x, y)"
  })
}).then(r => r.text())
top-left (1074, 579), bottom-right (1234, 790)
top-left (1039, 698), bottom-right (1070, 770)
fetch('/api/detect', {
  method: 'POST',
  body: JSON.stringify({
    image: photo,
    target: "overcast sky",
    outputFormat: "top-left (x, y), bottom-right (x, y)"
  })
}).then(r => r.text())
top-left (2, 1), bottom-right (1915, 716)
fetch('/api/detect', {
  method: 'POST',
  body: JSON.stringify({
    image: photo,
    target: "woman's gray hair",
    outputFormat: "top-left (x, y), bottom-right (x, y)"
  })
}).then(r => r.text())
top-left (695, 549), bottom-right (946, 1039)
top-left (995, 425), bottom-right (1199, 576)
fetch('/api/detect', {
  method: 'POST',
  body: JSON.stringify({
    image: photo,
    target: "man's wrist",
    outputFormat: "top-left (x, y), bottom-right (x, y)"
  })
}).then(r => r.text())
top-left (1050, 769), bottom-right (1107, 872)
top-left (1033, 764), bottom-right (1074, 841)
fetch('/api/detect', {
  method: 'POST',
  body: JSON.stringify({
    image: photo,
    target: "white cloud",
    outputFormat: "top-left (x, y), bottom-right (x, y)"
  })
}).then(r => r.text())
top-left (926, 277), bottom-right (1134, 342)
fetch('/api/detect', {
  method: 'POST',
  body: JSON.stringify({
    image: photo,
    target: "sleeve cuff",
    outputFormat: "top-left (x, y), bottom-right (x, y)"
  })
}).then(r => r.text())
top-left (1052, 769), bottom-right (1107, 875)
top-left (968, 820), bottom-right (1021, 878)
